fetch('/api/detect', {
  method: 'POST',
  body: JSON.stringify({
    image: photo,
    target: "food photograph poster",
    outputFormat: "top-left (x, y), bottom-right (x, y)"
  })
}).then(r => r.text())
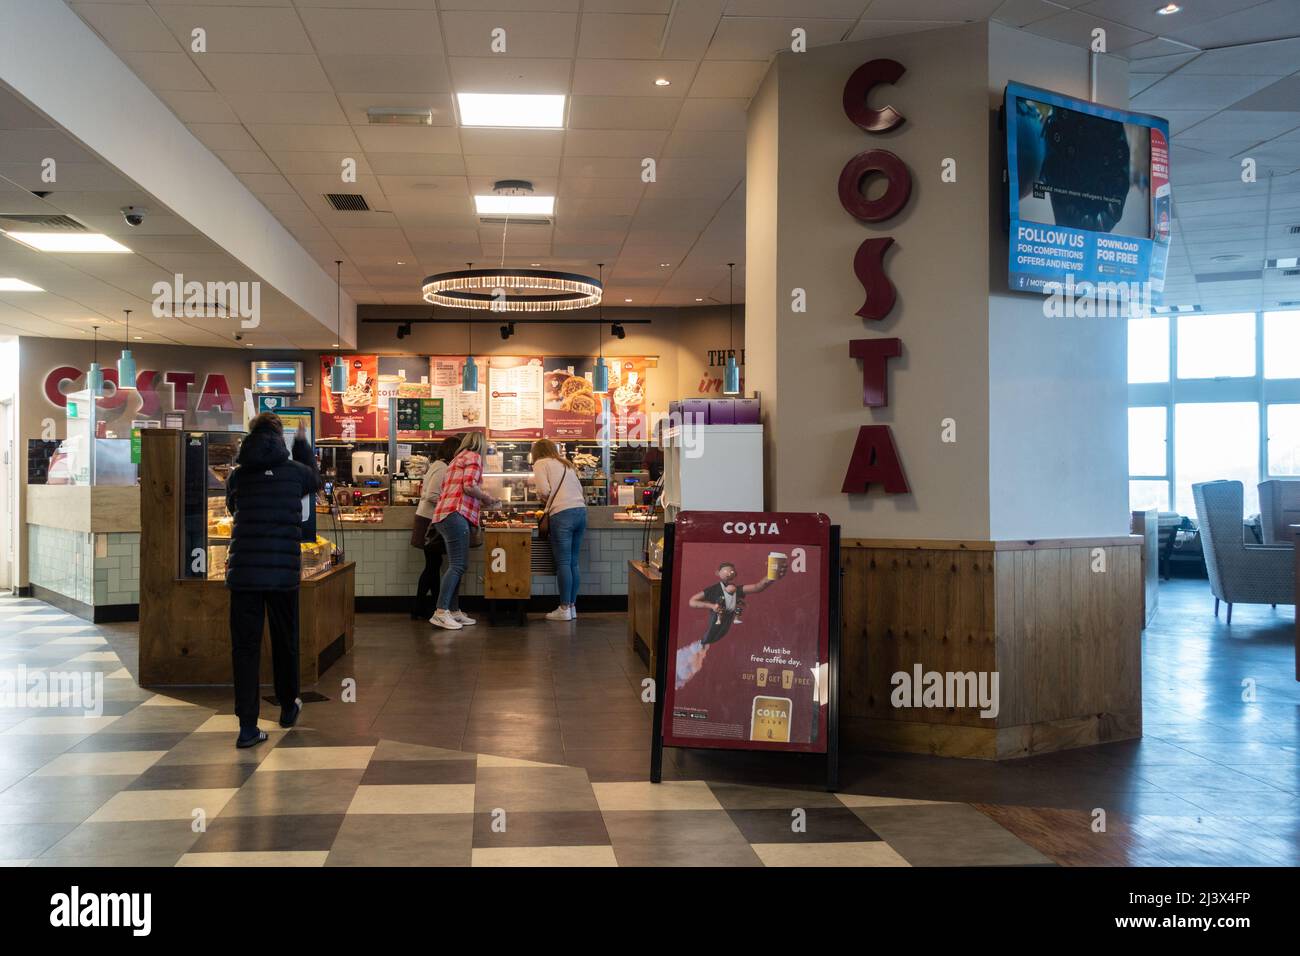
top-left (542, 356), bottom-right (600, 439)
top-left (662, 512), bottom-right (831, 754)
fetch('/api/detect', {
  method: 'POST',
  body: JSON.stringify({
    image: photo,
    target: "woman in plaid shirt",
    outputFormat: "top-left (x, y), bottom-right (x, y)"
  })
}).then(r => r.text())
top-left (429, 431), bottom-right (501, 630)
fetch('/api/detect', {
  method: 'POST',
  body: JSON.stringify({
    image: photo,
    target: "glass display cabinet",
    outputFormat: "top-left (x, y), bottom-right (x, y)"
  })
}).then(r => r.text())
top-left (180, 429), bottom-right (336, 577)
top-left (180, 430), bottom-right (242, 581)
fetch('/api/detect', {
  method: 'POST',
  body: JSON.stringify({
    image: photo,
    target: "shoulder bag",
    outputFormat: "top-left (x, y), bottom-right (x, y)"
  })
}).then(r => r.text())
top-left (537, 464), bottom-right (576, 541)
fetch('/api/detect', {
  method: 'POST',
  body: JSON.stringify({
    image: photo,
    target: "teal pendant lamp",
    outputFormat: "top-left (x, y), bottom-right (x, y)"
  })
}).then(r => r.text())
top-left (591, 263), bottom-right (609, 393)
top-left (116, 309), bottom-right (136, 390)
top-left (87, 325), bottom-right (104, 397)
top-left (461, 261), bottom-right (478, 392)
top-left (329, 260), bottom-right (347, 394)
top-left (723, 262), bottom-right (740, 395)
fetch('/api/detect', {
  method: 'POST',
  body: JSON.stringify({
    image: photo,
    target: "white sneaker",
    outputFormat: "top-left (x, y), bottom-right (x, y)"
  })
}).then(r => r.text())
top-left (429, 609), bottom-right (462, 630)
top-left (568, 606), bottom-right (577, 620)
top-left (545, 606), bottom-right (572, 621)
top-left (452, 611), bottom-right (477, 626)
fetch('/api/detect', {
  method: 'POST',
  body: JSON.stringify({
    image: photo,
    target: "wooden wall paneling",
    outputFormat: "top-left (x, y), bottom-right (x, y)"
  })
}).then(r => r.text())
top-left (840, 546), bottom-right (868, 717)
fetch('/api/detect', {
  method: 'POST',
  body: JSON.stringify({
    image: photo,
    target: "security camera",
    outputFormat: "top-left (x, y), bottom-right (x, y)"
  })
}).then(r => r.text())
top-left (121, 206), bottom-right (147, 227)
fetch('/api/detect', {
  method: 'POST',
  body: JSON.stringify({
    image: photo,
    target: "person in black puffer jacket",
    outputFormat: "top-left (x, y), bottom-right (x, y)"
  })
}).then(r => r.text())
top-left (225, 413), bottom-right (315, 748)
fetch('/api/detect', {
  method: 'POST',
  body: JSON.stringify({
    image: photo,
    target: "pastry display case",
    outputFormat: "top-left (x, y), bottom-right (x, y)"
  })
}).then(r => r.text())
top-left (181, 430), bottom-right (242, 581)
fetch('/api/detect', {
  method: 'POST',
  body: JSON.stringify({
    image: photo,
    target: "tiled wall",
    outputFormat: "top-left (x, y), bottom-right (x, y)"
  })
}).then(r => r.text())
top-left (28, 527), bottom-right (142, 608)
top-left (28, 525), bottom-right (95, 605)
top-left (94, 533), bottom-right (141, 606)
top-left (320, 527), bottom-right (644, 598)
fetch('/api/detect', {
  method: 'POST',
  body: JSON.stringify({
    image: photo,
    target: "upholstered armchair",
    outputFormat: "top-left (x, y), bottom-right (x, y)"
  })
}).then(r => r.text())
top-left (1259, 479), bottom-right (1300, 545)
top-left (1192, 480), bottom-right (1295, 624)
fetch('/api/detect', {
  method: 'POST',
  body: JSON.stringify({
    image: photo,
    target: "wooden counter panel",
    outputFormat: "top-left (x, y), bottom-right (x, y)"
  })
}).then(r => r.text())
top-left (840, 537), bottom-right (1143, 759)
top-left (484, 529), bottom-right (531, 599)
top-left (138, 430), bottom-right (354, 687)
top-left (27, 485), bottom-right (141, 533)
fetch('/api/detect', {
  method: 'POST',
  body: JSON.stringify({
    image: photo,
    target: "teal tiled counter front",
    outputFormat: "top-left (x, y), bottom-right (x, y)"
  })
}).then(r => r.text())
top-left (27, 526), bottom-right (141, 620)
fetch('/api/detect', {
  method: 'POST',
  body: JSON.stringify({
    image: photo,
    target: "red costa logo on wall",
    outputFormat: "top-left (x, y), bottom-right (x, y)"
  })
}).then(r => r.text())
top-left (42, 367), bottom-right (235, 416)
top-left (839, 59), bottom-right (910, 496)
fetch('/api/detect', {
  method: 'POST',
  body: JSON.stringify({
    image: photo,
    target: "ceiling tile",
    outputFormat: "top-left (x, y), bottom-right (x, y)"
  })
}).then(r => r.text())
top-left (151, 5), bottom-right (314, 54)
top-left (569, 96), bottom-right (683, 130)
top-left (706, 17), bottom-right (855, 59)
top-left (353, 125), bottom-right (461, 154)
top-left (319, 55), bottom-right (451, 94)
top-left (577, 13), bottom-right (669, 59)
top-left (194, 54), bottom-right (333, 92)
top-left (448, 57), bottom-right (573, 95)
top-left (571, 59), bottom-right (697, 96)
top-left (441, 12), bottom-right (579, 58)
top-left (297, 7), bottom-right (442, 56)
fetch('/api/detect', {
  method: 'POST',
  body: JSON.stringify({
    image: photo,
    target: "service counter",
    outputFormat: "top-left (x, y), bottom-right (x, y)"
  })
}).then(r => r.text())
top-left (26, 484), bottom-right (142, 622)
top-left (319, 505), bottom-right (650, 607)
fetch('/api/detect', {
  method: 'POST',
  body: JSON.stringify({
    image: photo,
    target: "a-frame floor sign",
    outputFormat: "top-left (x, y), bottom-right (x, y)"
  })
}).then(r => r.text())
top-left (649, 514), bottom-right (841, 792)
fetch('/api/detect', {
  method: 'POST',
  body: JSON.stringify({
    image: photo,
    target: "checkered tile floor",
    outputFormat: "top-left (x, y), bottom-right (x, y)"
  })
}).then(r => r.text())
top-left (0, 595), bottom-right (1051, 867)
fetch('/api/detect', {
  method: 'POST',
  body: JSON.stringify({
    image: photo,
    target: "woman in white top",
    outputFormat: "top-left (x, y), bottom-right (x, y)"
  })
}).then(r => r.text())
top-left (531, 438), bottom-right (588, 621)
top-left (411, 436), bottom-right (462, 619)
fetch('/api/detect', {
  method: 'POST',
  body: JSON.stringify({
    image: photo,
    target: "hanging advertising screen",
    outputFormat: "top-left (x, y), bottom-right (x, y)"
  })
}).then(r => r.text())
top-left (487, 356), bottom-right (544, 438)
top-left (428, 356), bottom-right (487, 435)
top-left (1005, 81), bottom-right (1171, 299)
top-left (661, 512), bottom-right (832, 754)
top-left (542, 356), bottom-right (599, 440)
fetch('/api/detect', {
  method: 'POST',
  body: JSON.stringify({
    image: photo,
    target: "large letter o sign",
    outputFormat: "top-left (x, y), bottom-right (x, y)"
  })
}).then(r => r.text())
top-left (842, 59), bottom-right (905, 133)
top-left (837, 149), bottom-right (912, 223)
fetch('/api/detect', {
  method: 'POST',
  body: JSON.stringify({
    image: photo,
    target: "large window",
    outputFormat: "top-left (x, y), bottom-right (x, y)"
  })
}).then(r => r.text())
top-left (1263, 311), bottom-right (1300, 379)
top-left (1174, 403), bottom-right (1259, 516)
top-left (1128, 310), bottom-right (1300, 518)
top-left (1176, 312), bottom-right (1254, 379)
top-left (1267, 404), bottom-right (1300, 476)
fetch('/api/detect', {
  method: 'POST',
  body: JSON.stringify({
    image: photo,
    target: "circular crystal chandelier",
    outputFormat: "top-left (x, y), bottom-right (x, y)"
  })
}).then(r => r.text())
top-left (421, 180), bottom-right (602, 312)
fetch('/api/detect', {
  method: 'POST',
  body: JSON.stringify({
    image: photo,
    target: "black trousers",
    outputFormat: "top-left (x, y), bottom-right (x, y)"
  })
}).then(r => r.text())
top-left (230, 588), bottom-right (300, 729)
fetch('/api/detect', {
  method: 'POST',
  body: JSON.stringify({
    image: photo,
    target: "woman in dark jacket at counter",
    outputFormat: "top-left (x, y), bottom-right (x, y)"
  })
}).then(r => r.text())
top-left (225, 413), bottom-right (316, 749)
top-left (291, 432), bottom-right (322, 543)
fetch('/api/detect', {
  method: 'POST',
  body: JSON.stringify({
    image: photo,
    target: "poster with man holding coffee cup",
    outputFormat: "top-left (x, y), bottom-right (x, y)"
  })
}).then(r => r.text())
top-left (662, 513), bottom-right (831, 754)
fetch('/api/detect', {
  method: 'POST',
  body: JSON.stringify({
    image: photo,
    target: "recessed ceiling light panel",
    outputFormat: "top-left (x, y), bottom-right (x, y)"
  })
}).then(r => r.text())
top-left (457, 93), bottom-right (565, 129)
top-left (2, 231), bottom-right (131, 253)
top-left (0, 277), bottom-right (44, 291)
top-left (474, 194), bottom-right (555, 215)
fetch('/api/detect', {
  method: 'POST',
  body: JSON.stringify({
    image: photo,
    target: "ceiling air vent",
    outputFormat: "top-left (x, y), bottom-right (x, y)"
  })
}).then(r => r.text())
top-left (325, 193), bottom-right (370, 212)
top-left (1193, 270), bottom-right (1263, 283)
top-left (1290, 226), bottom-right (1300, 235)
top-left (0, 213), bottom-right (86, 230)
top-left (1284, 269), bottom-right (1300, 278)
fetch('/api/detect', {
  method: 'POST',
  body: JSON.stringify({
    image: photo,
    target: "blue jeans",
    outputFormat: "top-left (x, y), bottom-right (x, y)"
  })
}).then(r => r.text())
top-left (548, 506), bottom-right (587, 606)
top-left (434, 512), bottom-right (470, 611)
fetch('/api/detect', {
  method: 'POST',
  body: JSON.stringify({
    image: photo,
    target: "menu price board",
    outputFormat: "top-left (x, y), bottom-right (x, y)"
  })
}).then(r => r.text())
top-left (429, 356), bottom-right (486, 435)
top-left (660, 512), bottom-right (832, 754)
top-left (487, 356), bottom-right (544, 438)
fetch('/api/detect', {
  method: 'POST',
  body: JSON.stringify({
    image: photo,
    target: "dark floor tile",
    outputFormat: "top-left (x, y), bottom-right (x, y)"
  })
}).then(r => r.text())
top-left (726, 807), bottom-right (880, 844)
top-left (471, 810), bottom-right (609, 847)
top-left (127, 763), bottom-right (258, 791)
top-left (612, 842), bottom-right (763, 867)
top-left (855, 804), bottom-right (1051, 866)
top-left (191, 813), bottom-right (346, 853)
top-left (69, 732), bottom-right (191, 754)
top-left (326, 814), bottom-right (472, 866)
top-left (0, 821), bottom-right (79, 859)
top-left (40, 819), bottom-right (201, 865)
top-left (360, 759), bottom-right (476, 785)
top-left (602, 809), bottom-right (752, 847)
